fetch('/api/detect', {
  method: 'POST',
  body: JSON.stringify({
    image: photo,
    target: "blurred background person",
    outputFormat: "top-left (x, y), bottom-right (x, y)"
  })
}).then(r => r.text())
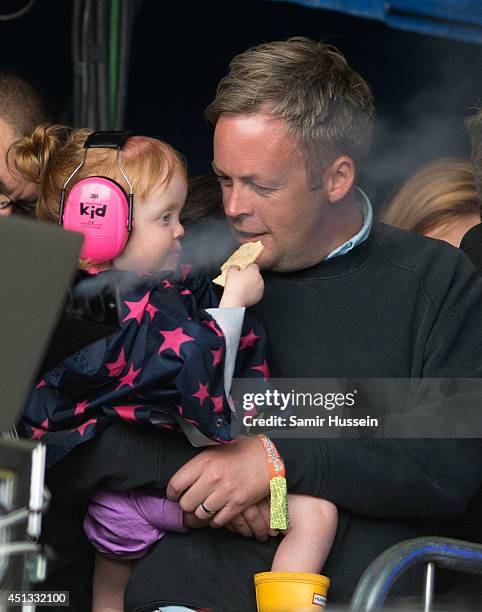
top-left (466, 108), bottom-right (482, 208)
top-left (180, 173), bottom-right (224, 226)
top-left (179, 173), bottom-right (236, 277)
top-left (381, 158), bottom-right (480, 246)
top-left (439, 107), bottom-right (482, 609)
top-left (0, 67), bottom-right (54, 215)
top-left (460, 109), bottom-right (482, 272)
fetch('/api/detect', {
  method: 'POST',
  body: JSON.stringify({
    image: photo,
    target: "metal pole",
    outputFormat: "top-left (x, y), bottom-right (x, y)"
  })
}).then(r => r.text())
top-left (424, 561), bottom-right (436, 612)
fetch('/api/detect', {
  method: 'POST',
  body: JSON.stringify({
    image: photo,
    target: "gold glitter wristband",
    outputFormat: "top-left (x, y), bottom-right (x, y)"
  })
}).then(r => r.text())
top-left (257, 434), bottom-right (290, 530)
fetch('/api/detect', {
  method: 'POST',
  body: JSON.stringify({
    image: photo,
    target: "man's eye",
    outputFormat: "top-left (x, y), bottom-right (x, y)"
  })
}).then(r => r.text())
top-left (216, 176), bottom-right (232, 187)
top-left (253, 185), bottom-right (274, 195)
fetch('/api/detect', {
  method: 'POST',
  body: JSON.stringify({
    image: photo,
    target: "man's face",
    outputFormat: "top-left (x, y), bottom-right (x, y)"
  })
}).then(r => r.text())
top-left (213, 113), bottom-right (330, 272)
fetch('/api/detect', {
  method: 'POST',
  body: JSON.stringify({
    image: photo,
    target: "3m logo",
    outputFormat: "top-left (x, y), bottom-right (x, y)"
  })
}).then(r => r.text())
top-left (80, 203), bottom-right (107, 218)
top-left (313, 593), bottom-right (327, 607)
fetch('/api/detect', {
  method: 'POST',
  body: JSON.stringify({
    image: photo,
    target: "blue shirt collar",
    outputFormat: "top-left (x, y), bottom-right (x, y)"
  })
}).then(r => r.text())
top-left (325, 187), bottom-right (373, 260)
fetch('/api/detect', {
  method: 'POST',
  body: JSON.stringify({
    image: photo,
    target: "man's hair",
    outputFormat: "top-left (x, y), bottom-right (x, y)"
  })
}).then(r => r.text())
top-left (466, 108), bottom-right (482, 211)
top-left (0, 68), bottom-right (54, 137)
top-left (205, 36), bottom-right (375, 180)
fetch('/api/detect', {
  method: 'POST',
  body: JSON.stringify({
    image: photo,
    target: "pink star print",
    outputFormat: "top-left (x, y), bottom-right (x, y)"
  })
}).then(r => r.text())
top-left (163, 280), bottom-right (174, 289)
top-left (203, 319), bottom-right (223, 338)
top-left (239, 329), bottom-right (260, 350)
top-left (180, 289), bottom-right (191, 296)
top-left (35, 379), bottom-right (46, 389)
top-left (211, 395), bottom-right (224, 414)
top-left (74, 400), bottom-right (89, 416)
top-left (146, 303), bottom-right (158, 320)
top-left (159, 327), bottom-right (194, 357)
top-left (193, 382), bottom-right (210, 405)
top-left (105, 347), bottom-right (127, 377)
top-left (31, 418), bottom-right (49, 440)
top-left (123, 292), bottom-right (150, 324)
top-left (211, 348), bottom-right (223, 367)
top-left (76, 418), bottom-right (97, 437)
top-left (114, 406), bottom-right (139, 422)
top-left (251, 360), bottom-right (270, 381)
top-left (115, 363), bottom-right (141, 390)
top-left (185, 417), bottom-right (199, 426)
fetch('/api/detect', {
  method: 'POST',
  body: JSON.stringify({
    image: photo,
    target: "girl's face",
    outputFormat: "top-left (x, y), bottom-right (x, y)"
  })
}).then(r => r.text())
top-left (114, 170), bottom-right (187, 272)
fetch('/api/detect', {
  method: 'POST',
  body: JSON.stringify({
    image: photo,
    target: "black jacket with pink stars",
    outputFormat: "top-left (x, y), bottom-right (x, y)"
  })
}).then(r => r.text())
top-left (21, 270), bottom-right (268, 468)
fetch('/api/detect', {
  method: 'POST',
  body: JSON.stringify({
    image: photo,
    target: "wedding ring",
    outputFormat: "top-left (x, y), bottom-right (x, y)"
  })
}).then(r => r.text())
top-left (200, 501), bottom-right (217, 515)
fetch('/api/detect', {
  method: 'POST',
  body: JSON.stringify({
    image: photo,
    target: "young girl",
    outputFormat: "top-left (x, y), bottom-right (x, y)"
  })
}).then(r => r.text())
top-left (11, 125), bottom-right (337, 612)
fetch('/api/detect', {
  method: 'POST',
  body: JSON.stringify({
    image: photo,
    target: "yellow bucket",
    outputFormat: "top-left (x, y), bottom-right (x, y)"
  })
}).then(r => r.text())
top-left (254, 571), bottom-right (330, 612)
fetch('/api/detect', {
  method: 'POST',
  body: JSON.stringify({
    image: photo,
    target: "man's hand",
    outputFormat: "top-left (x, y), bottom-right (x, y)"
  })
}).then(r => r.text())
top-left (166, 436), bottom-right (270, 526)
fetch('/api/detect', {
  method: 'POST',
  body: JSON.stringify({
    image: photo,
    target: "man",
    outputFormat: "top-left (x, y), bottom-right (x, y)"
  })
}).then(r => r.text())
top-left (0, 67), bottom-right (53, 215)
top-left (48, 39), bottom-right (482, 611)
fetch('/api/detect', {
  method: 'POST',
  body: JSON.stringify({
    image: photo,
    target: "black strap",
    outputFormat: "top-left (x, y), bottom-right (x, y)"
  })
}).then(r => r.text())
top-left (84, 130), bottom-right (128, 149)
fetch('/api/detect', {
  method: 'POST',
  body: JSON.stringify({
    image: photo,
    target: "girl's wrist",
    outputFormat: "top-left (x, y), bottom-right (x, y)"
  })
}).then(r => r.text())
top-left (219, 293), bottom-right (244, 308)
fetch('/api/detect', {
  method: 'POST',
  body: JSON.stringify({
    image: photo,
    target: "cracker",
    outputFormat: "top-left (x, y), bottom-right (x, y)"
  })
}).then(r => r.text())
top-left (213, 241), bottom-right (264, 287)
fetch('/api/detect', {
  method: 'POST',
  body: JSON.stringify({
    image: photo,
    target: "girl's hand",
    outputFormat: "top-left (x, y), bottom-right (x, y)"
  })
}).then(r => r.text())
top-left (219, 264), bottom-right (264, 308)
top-left (183, 511), bottom-right (209, 529)
top-left (225, 497), bottom-right (279, 542)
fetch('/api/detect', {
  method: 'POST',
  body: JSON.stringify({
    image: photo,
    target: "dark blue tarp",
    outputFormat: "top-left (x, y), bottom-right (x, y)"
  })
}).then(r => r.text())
top-left (270, 0), bottom-right (482, 44)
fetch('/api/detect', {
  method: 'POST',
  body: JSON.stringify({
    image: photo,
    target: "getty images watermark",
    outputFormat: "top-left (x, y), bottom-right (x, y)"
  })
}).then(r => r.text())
top-left (241, 388), bottom-right (379, 429)
top-left (230, 378), bottom-right (482, 438)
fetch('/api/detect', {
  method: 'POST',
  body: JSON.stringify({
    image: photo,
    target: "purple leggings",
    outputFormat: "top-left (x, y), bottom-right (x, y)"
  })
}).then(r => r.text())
top-left (84, 489), bottom-right (186, 560)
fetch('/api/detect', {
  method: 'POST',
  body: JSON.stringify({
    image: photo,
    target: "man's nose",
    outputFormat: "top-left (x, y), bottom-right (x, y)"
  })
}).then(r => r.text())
top-left (223, 185), bottom-right (253, 219)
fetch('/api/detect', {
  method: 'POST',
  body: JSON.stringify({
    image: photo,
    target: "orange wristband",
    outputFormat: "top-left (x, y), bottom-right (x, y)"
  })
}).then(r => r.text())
top-left (257, 434), bottom-right (285, 478)
top-left (257, 434), bottom-right (289, 530)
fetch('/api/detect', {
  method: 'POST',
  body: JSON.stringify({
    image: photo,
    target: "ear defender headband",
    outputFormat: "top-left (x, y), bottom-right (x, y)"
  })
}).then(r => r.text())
top-left (58, 130), bottom-right (134, 264)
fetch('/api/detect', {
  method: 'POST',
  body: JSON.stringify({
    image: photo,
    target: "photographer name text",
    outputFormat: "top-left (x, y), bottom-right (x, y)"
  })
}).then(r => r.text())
top-left (243, 414), bottom-right (379, 428)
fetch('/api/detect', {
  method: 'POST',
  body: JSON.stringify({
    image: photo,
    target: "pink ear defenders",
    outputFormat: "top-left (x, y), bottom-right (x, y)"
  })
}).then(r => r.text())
top-left (58, 131), bottom-right (134, 264)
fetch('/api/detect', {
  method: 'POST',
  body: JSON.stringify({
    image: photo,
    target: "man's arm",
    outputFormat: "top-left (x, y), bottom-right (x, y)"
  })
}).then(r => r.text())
top-left (46, 420), bottom-right (480, 522)
top-left (275, 437), bottom-right (482, 518)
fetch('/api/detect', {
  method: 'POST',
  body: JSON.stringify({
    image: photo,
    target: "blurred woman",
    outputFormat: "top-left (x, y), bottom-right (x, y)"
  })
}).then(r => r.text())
top-left (381, 158), bottom-right (480, 246)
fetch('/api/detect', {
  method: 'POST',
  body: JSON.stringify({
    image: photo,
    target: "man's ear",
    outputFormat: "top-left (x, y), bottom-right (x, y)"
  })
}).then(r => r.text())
top-left (324, 156), bottom-right (356, 203)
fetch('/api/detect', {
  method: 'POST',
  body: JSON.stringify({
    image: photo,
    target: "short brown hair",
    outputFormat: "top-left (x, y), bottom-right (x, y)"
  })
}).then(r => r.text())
top-left (205, 36), bottom-right (375, 179)
top-left (466, 108), bottom-right (482, 210)
top-left (381, 158), bottom-right (478, 235)
top-left (0, 68), bottom-right (53, 137)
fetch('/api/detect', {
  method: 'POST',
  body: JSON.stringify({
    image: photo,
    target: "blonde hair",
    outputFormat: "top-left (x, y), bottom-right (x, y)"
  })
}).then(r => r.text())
top-left (381, 158), bottom-right (479, 235)
top-left (8, 124), bottom-right (187, 224)
top-left (205, 36), bottom-right (375, 181)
